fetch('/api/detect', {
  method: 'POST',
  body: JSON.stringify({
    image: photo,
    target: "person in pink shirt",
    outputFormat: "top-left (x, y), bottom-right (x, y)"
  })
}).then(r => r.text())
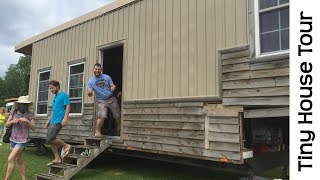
top-left (4, 96), bottom-right (35, 180)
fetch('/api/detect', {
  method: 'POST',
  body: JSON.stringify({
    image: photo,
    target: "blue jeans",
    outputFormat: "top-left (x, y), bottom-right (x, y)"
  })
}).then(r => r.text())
top-left (0, 126), bottom-right (4, 143)
top-left (10, 141), bottom-right (28, 150)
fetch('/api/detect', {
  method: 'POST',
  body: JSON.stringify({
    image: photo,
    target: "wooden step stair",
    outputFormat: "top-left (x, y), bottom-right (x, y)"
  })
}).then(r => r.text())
top-left (35, 137), bottom-right (109, 180)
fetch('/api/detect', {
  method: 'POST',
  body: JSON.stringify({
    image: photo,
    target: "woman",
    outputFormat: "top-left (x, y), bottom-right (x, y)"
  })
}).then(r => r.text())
top-left (0, 107), bottom-right (7, 145)
top-left (5, 96), bottom-right (35, 180)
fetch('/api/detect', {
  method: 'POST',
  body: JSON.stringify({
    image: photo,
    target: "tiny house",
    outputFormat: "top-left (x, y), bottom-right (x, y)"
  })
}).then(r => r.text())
top-left (15, 0), bottom-right (289, 174)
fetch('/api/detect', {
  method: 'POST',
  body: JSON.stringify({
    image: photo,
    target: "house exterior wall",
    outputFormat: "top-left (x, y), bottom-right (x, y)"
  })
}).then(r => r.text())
top-left (28, 0), bottom-right (248, 104)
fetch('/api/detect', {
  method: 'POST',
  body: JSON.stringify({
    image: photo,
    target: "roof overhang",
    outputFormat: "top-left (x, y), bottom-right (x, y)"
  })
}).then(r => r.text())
top-left (15, 0), bottom-right (136, 55)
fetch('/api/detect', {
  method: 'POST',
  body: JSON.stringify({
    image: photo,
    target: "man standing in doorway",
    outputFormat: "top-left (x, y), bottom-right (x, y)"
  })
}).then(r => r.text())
top-left (87, 63), bottom-right (121, 137)
top-left (45, 80), bottom-right (71, 166)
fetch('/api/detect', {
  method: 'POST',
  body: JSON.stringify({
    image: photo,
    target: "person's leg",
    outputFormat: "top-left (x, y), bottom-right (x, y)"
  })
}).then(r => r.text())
top-left (46, 124), bottom-right (64, 163)
top-left (16, 148), bottom-right (26, 180)
top-left (96, 100), bottom-right (107, 136)
top-left (50, 143), bottom-right (61, 163)
top-left (109, 97), bottom-right (121, 135)
top-left (51, 139), bottom-right (71, 157)
top-left (5, 143), bottom-right (24, 180)
top-left (0, 126), bottom-right (4, 144)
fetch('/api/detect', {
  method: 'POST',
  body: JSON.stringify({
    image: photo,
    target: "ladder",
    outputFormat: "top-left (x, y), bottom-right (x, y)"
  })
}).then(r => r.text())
top-left (35, 137), bottom-right (110, 180)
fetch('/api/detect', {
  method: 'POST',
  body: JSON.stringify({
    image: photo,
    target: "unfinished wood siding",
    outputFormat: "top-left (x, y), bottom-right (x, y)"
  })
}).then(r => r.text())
top-left (122, 103), bottom-right (244, 163)
top-left (28, 0), bottom-right (248, 104)
top-left (221, 45), bottom-right (289, 106)
top-left (29, 103), bottom-right (95, 142)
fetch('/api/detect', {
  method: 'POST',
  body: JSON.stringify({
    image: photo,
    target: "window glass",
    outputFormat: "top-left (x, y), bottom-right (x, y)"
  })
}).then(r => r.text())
top-left (260, 11), bottom-right (279, 33)
top-left (280, 8), bottom-right (289, 28)
top-left (68, 63), bottom-right (84, 114)
top-left (281, 29), bottom-right (289, 50)
top-left (261, 32), bottom-right (280, 53)
top-left (280, 0), bottom-right (289, 4)
top-left (37, 71), bottom-right (50, 114)
top-left (259, 0), bottom-right (277, 10)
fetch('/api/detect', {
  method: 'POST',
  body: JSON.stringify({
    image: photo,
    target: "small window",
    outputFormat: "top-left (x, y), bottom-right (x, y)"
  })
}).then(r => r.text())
top-left (255, 0), bottom-right (289, 56)
top-left (37, 70), bottom-right (50, 115)
top-left (68, 63), bottom-right (84, 114)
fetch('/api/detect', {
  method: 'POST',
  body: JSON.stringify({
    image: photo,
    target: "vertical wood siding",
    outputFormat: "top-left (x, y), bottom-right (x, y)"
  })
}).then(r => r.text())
top-left (29, 0), bottom-right (248, 103)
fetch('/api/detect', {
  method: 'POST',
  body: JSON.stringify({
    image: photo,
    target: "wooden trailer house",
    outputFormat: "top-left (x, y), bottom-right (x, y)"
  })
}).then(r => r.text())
top-left (15, 0), bottom-right (289, 178)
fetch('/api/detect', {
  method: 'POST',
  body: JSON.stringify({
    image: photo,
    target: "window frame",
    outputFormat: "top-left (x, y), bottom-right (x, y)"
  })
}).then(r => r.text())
top-left (254, 0), bottom-right (289, 57)
top-left (67, 62), bottom-right (85, 115)
top-left (36, 70), bottom-right (50, 116)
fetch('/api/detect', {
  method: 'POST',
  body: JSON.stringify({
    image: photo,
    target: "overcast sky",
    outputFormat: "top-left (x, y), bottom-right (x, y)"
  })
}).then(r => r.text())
top-left (0, 0), bottom-right (114, 77)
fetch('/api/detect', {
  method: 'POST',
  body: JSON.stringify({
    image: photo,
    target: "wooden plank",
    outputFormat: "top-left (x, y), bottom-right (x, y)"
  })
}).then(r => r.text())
top-left (223, 86), bottom-right (289, 97)
top-left (122, 127), bottom-right (204, 140)
top-left (204, 149), bottom-right (241, 161)
top-left (222, 62), bottom-right (250, 73)
top-left (250, 67), bottom-right (289, 79)
top-left (209, 142), bottom-right (240, 152)
top-left (219, 45), bottom-right (249, 54)
top-left (209, 132), bottom-right (240, 143)
top-left (244, 107), bottom-right (289, 118)
top-left (209, 117), bottom-right (239, 125)
top-left (123, 121), bottom-right (204, 130)
top-left (122, 134), bottom-right (204, 148)
top-left (222, 70), bottom-right (251, 81)
top-left (124, 114), bottom-right (205, 123)
top-left (123, 107), bottom-right (206, 115)
top-left (221, 50), bottom-right (249, 60)
top-left (34, 119), bottom-right (93, 126)
top-left (124, 102), bottom-right (203, 108)
top-left (206, 108), bottom-right (241, 117)
top-left (276, 76), bottom-right (289, 87)
top-left (204, 116), bottom-right (209, 149)
top-left (250, 59), bottom-right (289, 71)
top-left (209, 124), bottom-right (239, 133)
top-left (222, 57), bottom-right (249, 65)
top-left (223, 96), bottom-right (289, 106)
top-left (223, 77), bottom-right (276, 90)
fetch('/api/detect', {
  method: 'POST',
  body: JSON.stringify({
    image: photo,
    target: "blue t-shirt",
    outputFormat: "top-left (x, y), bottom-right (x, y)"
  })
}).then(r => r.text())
top-left (87, 74), bottom-right (113, 100)
top-left (50, 91), bottom-right (70, 124)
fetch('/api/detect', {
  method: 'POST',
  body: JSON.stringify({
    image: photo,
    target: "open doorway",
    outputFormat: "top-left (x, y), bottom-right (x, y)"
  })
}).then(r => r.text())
top-left (101, 44), bottom-right (123, 136)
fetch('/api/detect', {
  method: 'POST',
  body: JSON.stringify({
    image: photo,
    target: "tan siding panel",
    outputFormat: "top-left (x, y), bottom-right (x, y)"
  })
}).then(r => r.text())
top-left (133, 2), bottom-right (140, 99)
top-left (188, 0), bottom-right (197, 96)
top-left (151, 0), bottom-right (159, 98)
top-left (206, 0), bottom-right (215, 96)
top-left (127, 5), bottom-right (135, 99)
top-left (123, 6), bottom-right (129, 100)
top-left (138, 0), bottom-right (146, 99)
top-left (113, 10), bottom-right (119, 41)
top-left (197, 0), bottom-right (206, 96)
top-left (144, 0), bottom-right (152, 99)
top-left (165, 0), bottom-right (173, 98)
top-left (180, 0), bottom-right (189, 97)
top-left (157, 0), bottom-right (166, 98)
top-left (108, 12), bottom-right (114, 43)
top-left (236, 0), bottom-right (247, 45)
top-left (225, 0), bottom-right (236, 47)
top-left (172, 0), bottom-right (181, 97)
top-left (118, 8), bottom-right (124, 40)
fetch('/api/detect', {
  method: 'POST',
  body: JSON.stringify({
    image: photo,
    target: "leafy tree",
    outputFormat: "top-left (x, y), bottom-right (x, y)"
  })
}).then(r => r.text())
top-left (0, 55), bottom-right (31, 107)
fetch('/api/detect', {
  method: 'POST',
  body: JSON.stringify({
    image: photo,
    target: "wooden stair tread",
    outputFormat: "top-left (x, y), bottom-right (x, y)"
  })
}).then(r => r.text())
top-left (72, 145), bottom-right (99, 149)
top-left (50, 163), bottom-right (77, 169)
top-left (67, 154), bottom-right (89, 158)
top-left (85, 136), bottom-right (108, 140)
top-left (36, 173), bottom-right (62, 179)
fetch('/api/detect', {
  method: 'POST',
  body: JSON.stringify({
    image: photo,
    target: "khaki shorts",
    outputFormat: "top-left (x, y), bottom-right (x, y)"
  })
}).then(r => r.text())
top-left (98, 96), bottom-right (120, 120)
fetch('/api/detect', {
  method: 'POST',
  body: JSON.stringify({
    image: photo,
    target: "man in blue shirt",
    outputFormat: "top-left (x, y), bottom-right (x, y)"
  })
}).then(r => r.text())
top-left (87, 63), bottom-right (121, 137)
top-left (45, 80), bottom-right (71, 166)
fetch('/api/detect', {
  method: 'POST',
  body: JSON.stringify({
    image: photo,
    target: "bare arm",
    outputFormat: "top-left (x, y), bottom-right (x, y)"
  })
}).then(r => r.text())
top-left (110, 83), bottom-right (116, 92)
top-left (62, 104), bottom-right (71, 127)
top-left (5, 114), bottom-right (18, 127)
top-left (19, 118), bottom-right (36, 130)
top-left (87, 87), bottom-right (93, 97)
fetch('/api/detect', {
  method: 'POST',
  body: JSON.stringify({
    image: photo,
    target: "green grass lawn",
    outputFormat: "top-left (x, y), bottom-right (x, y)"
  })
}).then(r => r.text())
top-left (0, 143), bottom-right (242, 180)
top-left (0, 142), bottom-right (283, 180)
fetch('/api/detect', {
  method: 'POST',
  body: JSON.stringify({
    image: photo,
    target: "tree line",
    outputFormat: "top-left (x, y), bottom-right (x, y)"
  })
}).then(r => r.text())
top-left (0, 55), bottom-right (31, 107)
